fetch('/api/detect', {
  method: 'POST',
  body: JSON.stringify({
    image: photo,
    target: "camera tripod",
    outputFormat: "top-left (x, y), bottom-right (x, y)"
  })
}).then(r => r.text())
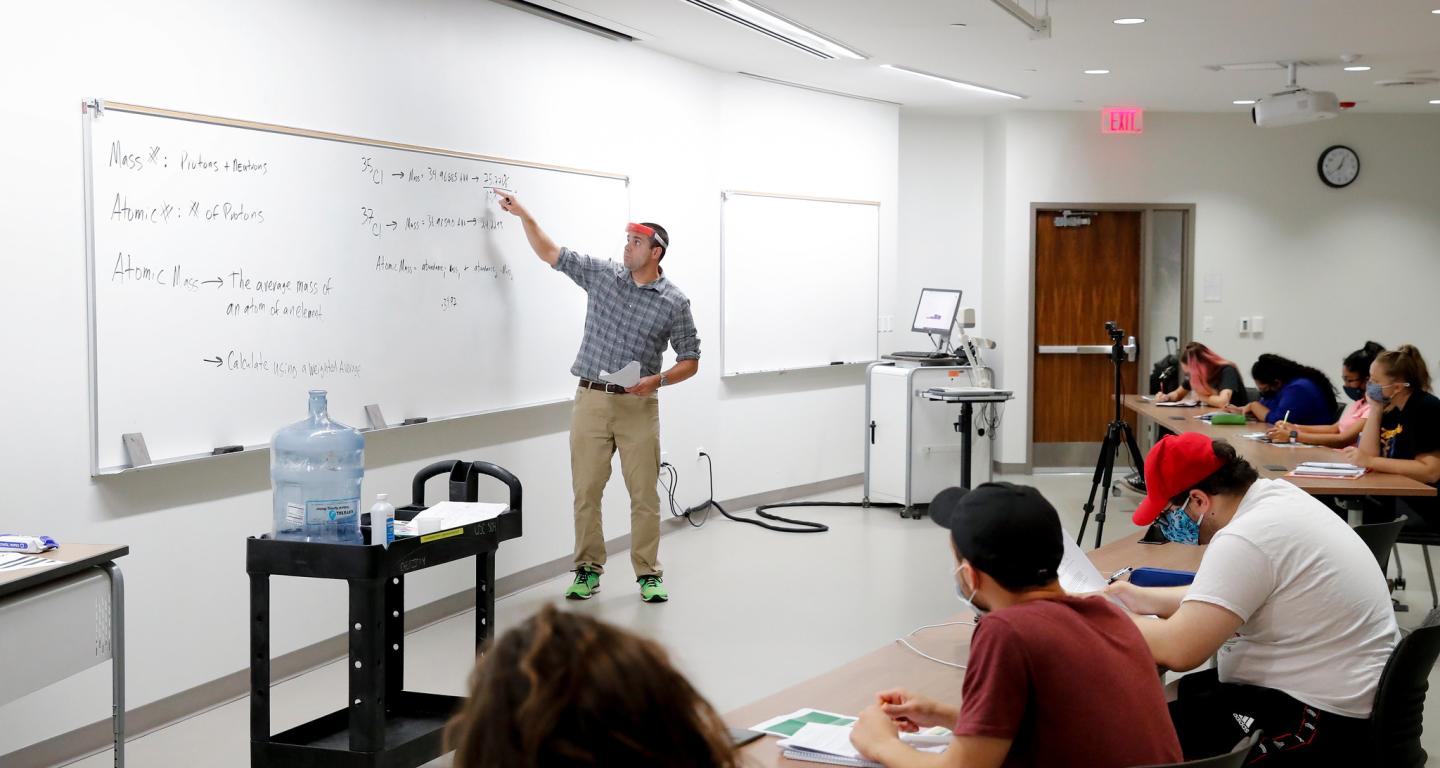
top-left (1077, 322), bottom-right (1145, 549)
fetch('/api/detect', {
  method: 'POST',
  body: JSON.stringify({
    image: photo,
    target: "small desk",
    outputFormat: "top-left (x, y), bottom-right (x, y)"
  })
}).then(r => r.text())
top-left (1123, 395), bottom-right (1435, 498)
top-left (0, 544), bottom-right (128, 767)
top-left (729, 534), bottom-right (1201, 766)
top-left (921, 392), bottom-right (1014, 489)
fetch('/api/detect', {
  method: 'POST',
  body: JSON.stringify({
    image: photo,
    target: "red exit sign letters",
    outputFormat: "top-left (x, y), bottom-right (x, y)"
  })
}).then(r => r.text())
top-left (1102, 107), bottom-right (1144, 134)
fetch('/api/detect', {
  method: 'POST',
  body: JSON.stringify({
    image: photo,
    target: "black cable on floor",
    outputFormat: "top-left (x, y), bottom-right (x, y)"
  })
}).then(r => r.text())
top-left (668, 453), bottom-right (907, 534)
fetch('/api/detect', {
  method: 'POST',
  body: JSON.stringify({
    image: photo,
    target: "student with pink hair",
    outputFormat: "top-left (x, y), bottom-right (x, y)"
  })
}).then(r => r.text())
top-left (1156, 342), bottom-right (1250, 408)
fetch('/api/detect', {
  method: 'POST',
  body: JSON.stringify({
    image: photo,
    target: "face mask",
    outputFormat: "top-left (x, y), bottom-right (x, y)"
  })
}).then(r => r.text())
top-left (1343, 386), bottom-right (1365, 402)
top-left (1157, 500), bottom-right (1200, 545)
top-left (1367, 382), bottom-right (1392, 405)
top-left (954, 565), bottom-right (988, 618)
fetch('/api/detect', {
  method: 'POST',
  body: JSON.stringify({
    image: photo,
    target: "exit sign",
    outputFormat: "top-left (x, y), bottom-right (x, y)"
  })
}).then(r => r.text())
top-left (1102, 107), bottom-right (1144, 134)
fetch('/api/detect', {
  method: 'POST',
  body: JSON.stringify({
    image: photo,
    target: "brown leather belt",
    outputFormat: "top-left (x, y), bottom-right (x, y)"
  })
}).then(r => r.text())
top-left (579, 378), bottom-right (628, 395)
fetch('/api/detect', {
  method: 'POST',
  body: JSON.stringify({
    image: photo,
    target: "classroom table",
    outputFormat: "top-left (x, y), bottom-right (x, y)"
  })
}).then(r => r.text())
top-left (728, 535), bottom-right (1204, 767)
top-left (1123, 395), bottom-right (1435, 498)
top-left (0, 543), bottom-right (128, 767)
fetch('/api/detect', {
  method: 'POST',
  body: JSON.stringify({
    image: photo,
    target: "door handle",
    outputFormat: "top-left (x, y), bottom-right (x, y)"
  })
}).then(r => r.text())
top-left (1037, 339), bottom-right (1137, 361)
top-left (870, 420), bottom-right (877, 445)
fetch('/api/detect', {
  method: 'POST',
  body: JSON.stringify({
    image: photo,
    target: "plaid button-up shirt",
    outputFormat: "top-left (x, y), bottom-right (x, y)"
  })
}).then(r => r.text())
top-left (555, 247), bottom-right (701, 380)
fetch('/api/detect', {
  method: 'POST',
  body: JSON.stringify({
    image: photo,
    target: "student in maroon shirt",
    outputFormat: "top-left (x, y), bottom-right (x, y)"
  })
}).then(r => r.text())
top-left (850, 483), bottom-right (1182, 768)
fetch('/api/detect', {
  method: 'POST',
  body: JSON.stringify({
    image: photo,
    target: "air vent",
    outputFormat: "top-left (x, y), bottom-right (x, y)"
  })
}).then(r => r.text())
top-left (491, 0), bottom-right (636, 41)
top-left (1375, 77), bottom-right (1440, 87)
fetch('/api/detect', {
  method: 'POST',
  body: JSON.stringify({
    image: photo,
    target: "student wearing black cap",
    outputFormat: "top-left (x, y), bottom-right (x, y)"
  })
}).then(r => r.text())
top-left (849, 482), bottom-right (1181, 768)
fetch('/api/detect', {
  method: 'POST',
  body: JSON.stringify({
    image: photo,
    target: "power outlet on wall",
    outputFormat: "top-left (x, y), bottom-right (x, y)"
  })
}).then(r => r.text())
top-left (1239, 317), bottom-right (1251, 334)
top-left (696, 446), bottom-right (706, 460)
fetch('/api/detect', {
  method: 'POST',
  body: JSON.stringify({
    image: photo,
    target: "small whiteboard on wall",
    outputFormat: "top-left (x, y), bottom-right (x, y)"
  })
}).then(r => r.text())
top-left (720, 191), bottom-right (879, 376)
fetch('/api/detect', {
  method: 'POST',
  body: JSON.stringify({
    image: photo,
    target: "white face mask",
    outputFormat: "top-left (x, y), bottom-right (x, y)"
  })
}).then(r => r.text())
top-left (954, 564), bottom-right (988, 618)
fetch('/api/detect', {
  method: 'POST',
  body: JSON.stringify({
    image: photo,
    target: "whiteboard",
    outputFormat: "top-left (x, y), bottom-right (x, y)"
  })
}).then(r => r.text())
top-left (83, 102), bottom-right (628, 474)
top-left (720, 191), bottom-right (879, 376)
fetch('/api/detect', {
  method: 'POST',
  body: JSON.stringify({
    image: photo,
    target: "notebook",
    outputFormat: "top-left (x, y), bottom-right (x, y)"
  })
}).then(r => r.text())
top-left (1289, 461), bottom-right (1366, 479)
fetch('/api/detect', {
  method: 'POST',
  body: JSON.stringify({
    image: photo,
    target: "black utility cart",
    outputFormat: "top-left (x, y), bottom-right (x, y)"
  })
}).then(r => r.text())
top-left (248, 460), bottom-right (522, 767)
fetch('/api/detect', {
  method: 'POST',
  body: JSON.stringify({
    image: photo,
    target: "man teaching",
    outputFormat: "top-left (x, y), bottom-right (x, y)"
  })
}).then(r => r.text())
top-left (497, 192), bottom-right (699, 603)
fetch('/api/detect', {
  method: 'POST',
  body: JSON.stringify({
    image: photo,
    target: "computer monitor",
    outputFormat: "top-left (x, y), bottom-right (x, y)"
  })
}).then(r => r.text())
top-left (911, 288), bottom-right (962, 335)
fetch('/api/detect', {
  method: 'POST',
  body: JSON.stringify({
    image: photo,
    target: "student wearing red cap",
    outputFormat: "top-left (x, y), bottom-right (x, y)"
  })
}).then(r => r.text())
top-left (496, 193), bottom-right (699, 603)
top-left (850, 483), bottom-right (1181, 768)
top-left (1109, 432), bottom-right (1398, 765)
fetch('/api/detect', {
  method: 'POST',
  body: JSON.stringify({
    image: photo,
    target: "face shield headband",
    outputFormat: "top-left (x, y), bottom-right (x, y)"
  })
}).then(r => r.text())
top-left (626, 222), bottom-right (667, 249)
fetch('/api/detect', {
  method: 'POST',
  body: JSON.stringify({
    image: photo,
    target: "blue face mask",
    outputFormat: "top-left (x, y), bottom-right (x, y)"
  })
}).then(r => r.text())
top-left (1343, 386), bottom-right (1365, 402)
top-left (1157, 500), bottom-right (1200, 545)
top-left (954, 565), bottom-right (988, 618)
top-left (1367, 382), bottom-right (1391, 405)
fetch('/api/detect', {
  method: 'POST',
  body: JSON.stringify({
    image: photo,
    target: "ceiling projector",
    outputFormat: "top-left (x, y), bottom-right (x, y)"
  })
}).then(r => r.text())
top-left (1251, 88), bottom-right (1341, 127)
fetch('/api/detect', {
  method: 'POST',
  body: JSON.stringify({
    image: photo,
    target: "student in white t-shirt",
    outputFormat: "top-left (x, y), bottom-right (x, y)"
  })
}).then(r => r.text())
top-left (1109, 432), bottom-right (1398, 766)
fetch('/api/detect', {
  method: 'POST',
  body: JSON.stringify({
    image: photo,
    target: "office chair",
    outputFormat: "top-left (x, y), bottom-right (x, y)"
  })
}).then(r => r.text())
top-left (1131, 731), bottom-right (1260, 768)
top-left (1368, 607), bottom-right (1440, 767)
top-left (1354, 515), bottom-right (1407, 575)
top-left (1396, 515), bottom-right (1440, 610)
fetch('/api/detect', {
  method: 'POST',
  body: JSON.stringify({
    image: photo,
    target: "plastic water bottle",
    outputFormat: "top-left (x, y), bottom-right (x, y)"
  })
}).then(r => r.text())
top-left (369, 493), bottom-right (395, 548)
top-left (270, 390), bottom-right (365, 543)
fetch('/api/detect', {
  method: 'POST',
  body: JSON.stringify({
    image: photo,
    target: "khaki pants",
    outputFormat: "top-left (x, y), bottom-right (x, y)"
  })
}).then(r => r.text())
top-left (570, 386), bottom-right (662, 577)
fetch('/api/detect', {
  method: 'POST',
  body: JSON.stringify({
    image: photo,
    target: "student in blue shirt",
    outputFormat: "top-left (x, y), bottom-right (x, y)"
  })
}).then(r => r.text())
top-left (1239, 354), bottom-right (1338, 426)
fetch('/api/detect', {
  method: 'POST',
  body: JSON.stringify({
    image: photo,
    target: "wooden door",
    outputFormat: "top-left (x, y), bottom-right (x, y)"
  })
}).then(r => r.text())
top-left (1032, 210), bottom-right (1142, 465)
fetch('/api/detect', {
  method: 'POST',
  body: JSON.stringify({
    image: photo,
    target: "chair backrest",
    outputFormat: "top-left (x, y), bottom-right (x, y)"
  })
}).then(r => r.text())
top-left (1370, 607), bottom-right (1440, 767)
top-left (1354, 514), bottom-right (1408, 574)
top-left (1131, 730), bottom-right (1260, 768)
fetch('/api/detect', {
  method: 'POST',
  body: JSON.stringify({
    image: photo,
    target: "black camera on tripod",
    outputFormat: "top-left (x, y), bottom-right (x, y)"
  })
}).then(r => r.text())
top-left (1077, 320), bottom-right (1146, 548)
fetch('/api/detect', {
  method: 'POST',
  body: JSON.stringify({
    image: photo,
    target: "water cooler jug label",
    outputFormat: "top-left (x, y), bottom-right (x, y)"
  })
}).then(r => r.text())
top-left (306, 498), bottom-right (358, 525)
top-left (286, 503), bottom-right (305, 526)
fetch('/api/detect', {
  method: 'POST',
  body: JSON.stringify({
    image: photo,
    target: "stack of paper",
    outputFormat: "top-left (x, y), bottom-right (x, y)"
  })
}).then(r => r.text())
top-left (1156, 400), bottom-right (1201, 408)
top-left (1290, 462), bottom-right (1367, 479)
top-left (1240, 433), bottom-right (1315, 448)
top-left (777, 723), bottom-right (946, 767)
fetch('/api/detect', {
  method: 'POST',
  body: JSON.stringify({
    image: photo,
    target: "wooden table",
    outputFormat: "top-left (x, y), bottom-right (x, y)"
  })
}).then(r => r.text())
top-left (0, 544), bottom-right (128, 767)
top-left (1123, 395), bottom-right (1435, 498)
top-left (729, 535), bottom-right (1204, 766)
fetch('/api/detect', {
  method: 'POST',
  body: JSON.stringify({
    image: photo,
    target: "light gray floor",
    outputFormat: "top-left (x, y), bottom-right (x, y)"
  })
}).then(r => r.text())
top-left (66, 473), bottom-right (1440, 767)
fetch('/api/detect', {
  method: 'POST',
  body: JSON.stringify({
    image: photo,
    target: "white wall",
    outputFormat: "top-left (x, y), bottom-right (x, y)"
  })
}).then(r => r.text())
top-left (894, 114), bottom-right (986, 350)
top-left (0, 0), bottom-right (897, 750)
top-left (982, 110), bottom-right (1440, 464)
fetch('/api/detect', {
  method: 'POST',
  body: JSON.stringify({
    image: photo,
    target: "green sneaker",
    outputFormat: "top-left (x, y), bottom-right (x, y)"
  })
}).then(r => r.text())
top-left (565, 567), bottom-right (600, 600)
top-left (638, 575), bottom-right (669, 603)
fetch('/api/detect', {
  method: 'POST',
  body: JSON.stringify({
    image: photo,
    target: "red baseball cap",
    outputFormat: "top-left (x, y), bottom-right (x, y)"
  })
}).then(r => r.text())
top-left (1132, 432), bottom-right (1226, 525)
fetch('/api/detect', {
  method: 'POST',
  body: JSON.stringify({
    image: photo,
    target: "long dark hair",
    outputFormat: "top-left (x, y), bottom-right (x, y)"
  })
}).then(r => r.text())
top-left (1251, 353), bottom-right (1339, 415)
top-left (1344, 341), bottom-right (1385, 377)
top-left (445, 605), bottom-right (740, 768)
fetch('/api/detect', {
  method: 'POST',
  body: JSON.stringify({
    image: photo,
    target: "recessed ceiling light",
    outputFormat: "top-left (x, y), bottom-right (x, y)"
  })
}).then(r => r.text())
top-left (1432, 8), bottom-right (1440, 13)
top-left (1113, 18), bottom-right (1145, 25)
top-left (1083, 69), bottom-right (1110, 75)
top-left (1344, 66), bottom-right (1372, 72)
top-left (1431, 99), bottom-right (1440, 104)
top-left (1233, 99), bottom-right (1257, 105)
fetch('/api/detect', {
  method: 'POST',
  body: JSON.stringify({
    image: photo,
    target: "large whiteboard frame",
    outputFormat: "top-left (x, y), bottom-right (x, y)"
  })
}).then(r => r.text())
top-left (720, 190), bottom-right (880, 377)
top-left (81, 100), bottom-right (628, 475)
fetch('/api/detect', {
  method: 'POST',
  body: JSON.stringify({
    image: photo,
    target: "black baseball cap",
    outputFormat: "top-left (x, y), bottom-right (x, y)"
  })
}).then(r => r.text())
top-left (929, 482), bottom-right (1064, 589)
